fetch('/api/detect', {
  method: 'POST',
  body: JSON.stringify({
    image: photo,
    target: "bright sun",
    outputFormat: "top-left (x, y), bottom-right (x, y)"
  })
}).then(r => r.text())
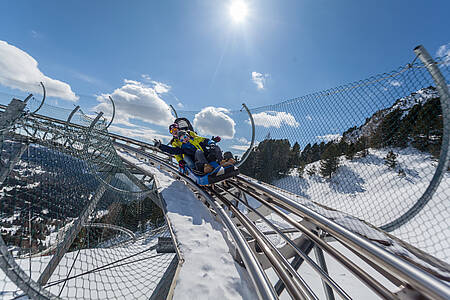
top-left (229, 1), bottom-right (248, 23)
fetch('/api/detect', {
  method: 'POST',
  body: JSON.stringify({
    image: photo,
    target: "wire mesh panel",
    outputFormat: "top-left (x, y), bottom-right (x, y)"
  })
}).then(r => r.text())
top-left (178, 55), bottom-right (449, 263)
top-left (0, 100), bottom-right (176, 299)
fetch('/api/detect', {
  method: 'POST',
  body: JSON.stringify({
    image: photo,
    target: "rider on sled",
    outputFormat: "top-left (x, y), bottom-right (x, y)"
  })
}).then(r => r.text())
top-left (154, 123), bottom-right (235, 174)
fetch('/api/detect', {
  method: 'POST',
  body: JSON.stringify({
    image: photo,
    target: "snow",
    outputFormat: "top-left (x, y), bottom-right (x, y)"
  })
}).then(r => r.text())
top-left (118, 152), bottom-right (257, 300)
top-left (1, 234), bottom-right (174, 299)
top-left (273, 147), bottom-right (450, 262)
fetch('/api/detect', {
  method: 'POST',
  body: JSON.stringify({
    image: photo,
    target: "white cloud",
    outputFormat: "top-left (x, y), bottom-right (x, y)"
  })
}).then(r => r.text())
top-left (305, 115), bottom-right (312, 121)
top-left (193, 107), bottom-right (235, 139)
top-left (436, 43), bottom-right (450, 66)
top-left (389, 80), bottom-right (402, 87)
top-left (176, 102), bottom-right (184, 108)
top-left (250, 111), bottom-right (299, 128)
top-left (251, 71), bottom-right (269, 90)
top-left (0, 40), bottom-right (78, 101)
top-left (237, 137), bottom-right (249, 144)
top-left (109, 125), bottom-right (170, 143)
top-left (31, 30), bottom-right (39, 39)
top-left (95, 79), bottom-right (174, 128)
top-left (141, 74), bottom-right (151, 81)
top-left (141, 74), bottom-right (170, 94)
top-left (317, 134), bottom-right (341, 142)
top-left (231, 145), bottom-right (250, 151)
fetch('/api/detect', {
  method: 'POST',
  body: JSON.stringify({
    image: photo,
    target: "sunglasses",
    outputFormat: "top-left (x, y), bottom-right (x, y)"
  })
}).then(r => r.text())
top-left (170, 128), bottom-right (178, 134)
top-left (180, 135), bottom-right (190, 142)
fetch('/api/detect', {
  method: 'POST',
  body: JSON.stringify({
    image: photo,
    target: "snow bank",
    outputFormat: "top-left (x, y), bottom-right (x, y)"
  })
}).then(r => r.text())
top-left (118, 152), bottom-right (257, 300)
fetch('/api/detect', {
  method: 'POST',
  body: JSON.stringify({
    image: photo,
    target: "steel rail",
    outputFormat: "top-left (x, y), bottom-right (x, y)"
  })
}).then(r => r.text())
top-left (208, 187), bottom-right (316, 300)
top-left (236, 176), bottom-right (450, 300)
top-left (117, 146), bottom-right (278, 300)
top-left (228, 179), bottom-right (394, 298)
top-left (215, 184), bottom-right (352, 300)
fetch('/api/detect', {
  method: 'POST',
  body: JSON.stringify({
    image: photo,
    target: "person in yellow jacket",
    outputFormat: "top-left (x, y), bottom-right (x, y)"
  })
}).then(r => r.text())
top-left (159, 124), bottom-right (223, 173)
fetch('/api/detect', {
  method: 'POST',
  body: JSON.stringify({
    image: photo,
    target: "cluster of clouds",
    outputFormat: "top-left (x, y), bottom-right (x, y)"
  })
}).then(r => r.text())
top-left (95, 79), bottom-right (175, 128)
top-left (0, 40), bottom-right (78, 101)
top-left (389, 80), bottom-right (402, 87)
top-left (436, 43), bottom-right (450, 66)
top-left (251, 111), bottom-right (300, 128)
top-left (251, 71), bottom-right (269, 90)
top-left (193, 107), bottom-right (236, 139)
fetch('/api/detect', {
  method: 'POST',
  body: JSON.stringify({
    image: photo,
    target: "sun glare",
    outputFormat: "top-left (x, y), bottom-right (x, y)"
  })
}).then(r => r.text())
top-left (229, 1), bottom-right (248, 23)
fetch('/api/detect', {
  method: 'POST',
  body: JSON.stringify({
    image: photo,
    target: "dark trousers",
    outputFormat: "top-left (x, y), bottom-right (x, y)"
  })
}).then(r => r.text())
top-left (194, 145), bottom-right (223, 171)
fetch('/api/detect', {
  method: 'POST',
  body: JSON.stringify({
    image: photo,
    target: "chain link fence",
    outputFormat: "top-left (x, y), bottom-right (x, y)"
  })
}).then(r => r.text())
top-left (177, 53), bottom-right (449, 263)
top-left (0, 96), bottom-right (177, 299)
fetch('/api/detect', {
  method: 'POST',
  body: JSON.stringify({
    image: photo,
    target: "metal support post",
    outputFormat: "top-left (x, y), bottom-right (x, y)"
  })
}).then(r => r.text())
top-left (236, 103), bottom-right (255, 168)
top-left (0, 143), bottom-right (28, 185)
top-left (0, 97), bottom-right (29, 149)
top-left (37, 173), bottom-right (113, 286)
top-left (381, 45), bottom-right (450, 232)
top-left (314, 245), bottom-right (336, 300)
top-left (274, 238), bottom-right (315, 295)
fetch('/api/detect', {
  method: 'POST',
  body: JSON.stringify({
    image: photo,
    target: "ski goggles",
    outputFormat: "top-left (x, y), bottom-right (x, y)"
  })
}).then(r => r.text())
top-left (170, 127), bottom-right (179, 135)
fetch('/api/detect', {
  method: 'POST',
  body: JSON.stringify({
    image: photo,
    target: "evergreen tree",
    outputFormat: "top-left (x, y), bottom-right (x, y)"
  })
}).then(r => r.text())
top-left (345, 143), bottom-right (357, 160)
top-left (297, 161), bottom-right (306, 178)
top-left (289, 142), bottom-right (301, 167)
top-left (371, 109), bottom-right (402, 148)
top-left (310, 143), bottom-right (321, 162)
top-left (306, 165), bottom-right (317, 176)
top-left (384, 151), bottom-right (397, 169)
top-left (320, 143), bottom-right (340, 178)
top-left (241, 139), bottom-right (292, 183)
top-left (356, 137), bottom-right (369, 157)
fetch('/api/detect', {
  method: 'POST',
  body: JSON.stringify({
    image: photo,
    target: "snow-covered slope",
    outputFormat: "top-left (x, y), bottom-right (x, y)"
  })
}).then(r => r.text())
top-left (274, 147), bottom-right (450, 262)
top-left (119, 153), bottom-right (257, 300)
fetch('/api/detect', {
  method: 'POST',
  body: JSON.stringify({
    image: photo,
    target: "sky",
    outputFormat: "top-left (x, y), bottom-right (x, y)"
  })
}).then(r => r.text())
top-left (0, 0), bottom-right (449, 152)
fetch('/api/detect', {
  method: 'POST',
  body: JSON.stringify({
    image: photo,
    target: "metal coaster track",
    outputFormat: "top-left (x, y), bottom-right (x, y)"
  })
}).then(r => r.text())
top-left (112, 136), bottom-right (450, 300)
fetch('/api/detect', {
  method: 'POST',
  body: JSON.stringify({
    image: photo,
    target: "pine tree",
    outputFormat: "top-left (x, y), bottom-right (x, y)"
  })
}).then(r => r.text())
top-left (300, 143), bottom-right (312, 163)
top-left (345, 143), bottom-right (357, 160)
top-left (306, 165), bottom-right (316, 176)
top-left (289, 142), bottom-right (301, 167)
top-left (297, 161), bottom-right (306, 178)
top-left (384, 151), bottom-right (397, 169)
top-left (320, 143), bottom-right (340, 179)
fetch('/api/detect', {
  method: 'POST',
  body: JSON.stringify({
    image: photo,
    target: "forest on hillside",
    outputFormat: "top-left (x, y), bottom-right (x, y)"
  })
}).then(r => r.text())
top-left (240, 94), bottom-right (443, 184)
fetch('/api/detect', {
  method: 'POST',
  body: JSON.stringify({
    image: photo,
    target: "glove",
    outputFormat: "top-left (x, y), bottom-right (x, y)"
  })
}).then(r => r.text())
top-left (178, 160), bottom-right (186, 169)
top-left (153, 139), bottom-right (161, 148)
top-left (212, 136), bottom-right (221, 143)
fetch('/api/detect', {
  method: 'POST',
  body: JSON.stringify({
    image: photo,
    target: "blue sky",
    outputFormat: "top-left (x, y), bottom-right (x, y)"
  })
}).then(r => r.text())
top-left (0, 0), bottom-right (449, 152)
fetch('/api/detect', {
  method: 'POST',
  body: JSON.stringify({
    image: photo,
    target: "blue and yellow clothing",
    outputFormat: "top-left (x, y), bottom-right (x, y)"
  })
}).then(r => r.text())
top-left (162, 131), bottom-right (210, 162)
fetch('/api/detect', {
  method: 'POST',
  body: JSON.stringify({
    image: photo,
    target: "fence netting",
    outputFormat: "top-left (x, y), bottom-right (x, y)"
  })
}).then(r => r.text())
top-left (178, 55), bottom-right (449, 263)
top-left (0, 97), bottom-right (176, 299)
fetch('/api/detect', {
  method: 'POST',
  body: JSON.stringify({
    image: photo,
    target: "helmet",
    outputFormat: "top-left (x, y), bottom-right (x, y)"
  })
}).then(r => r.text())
top-left (169, 123), bottom-right (179, 135)
top-left (177, 130), bottom-right (190, 142)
